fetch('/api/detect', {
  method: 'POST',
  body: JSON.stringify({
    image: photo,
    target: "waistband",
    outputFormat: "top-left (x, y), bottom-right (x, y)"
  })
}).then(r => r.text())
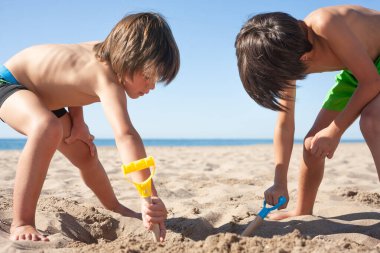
top-left (0, 65), bottom-right (19, 84)
top-left (375, 56), bottom-right (380, 66)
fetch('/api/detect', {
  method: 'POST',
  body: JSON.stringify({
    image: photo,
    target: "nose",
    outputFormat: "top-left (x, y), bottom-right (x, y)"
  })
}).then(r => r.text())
top-left (146, 82), bottom-right (155, 92)
top-left (150, 82), bottom-right (156, 90)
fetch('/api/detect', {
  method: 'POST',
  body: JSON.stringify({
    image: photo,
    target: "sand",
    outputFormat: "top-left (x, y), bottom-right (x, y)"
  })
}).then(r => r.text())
top-left (0, 143), bottom-right (379, 252)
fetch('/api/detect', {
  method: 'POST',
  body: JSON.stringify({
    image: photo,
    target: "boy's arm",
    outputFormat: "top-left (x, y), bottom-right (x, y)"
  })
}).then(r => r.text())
top-left (97, 84), bottom-right (158, 195)
top-left (264, 85), bottom-right (295, 208)
top-left (310, 13), bottom-right (380, 157)
top-left (98, 84), bottom-right (166, 241)
top-left (66, 106), bottom-right (96, 156)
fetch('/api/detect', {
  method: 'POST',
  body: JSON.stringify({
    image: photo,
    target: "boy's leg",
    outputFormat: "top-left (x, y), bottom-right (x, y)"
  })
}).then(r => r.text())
top-left (270, 108), bottom-right (339, 220)
top-left (0, 90), bottom-right (63, 241)
top-left (56, 113), bottom-right (140, 218)
top-left (359, 94), bottom-right (380, 181)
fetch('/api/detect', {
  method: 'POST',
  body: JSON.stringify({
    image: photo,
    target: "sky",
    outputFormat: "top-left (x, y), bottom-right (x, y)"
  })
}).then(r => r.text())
top-left (0, 0), bottom-right (379, 140)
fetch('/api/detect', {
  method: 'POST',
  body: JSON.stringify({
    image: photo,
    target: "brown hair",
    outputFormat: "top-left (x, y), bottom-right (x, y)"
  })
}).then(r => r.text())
top-left (94, 12), bottom-right (180, 84)
top-left (235, 12), bottom-right (312, 111)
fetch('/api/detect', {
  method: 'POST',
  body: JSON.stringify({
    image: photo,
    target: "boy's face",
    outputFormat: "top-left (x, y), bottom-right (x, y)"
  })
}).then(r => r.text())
top-left (121, 70), bottom-right (157, 99)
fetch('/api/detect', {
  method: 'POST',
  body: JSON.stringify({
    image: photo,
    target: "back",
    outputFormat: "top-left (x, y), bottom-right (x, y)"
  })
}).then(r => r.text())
top-left (304, 5), bottom-right (380, 73)
top-left (4, 42), bottom-right (114, 109)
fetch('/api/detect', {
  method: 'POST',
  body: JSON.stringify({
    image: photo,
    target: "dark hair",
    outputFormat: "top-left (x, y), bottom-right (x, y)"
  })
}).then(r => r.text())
top-left (94, 12), bottom-right (180, 85)
top-left (235, 12), bottom-right (312, 111)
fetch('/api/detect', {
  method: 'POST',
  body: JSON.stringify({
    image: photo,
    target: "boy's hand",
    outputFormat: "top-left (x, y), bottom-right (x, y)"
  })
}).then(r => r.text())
top-left (264, 184), bottom-right (289, 209)
top-left (141, 197), bottom-right (167, 242)
top-left (310, 125), bottom-right (341, 159)
top-left (65, 121), bottom-right (96, 156)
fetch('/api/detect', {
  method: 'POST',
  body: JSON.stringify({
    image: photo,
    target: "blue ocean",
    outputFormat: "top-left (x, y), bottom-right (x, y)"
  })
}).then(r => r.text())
top-left (0, 138), bottom-right (364, 150)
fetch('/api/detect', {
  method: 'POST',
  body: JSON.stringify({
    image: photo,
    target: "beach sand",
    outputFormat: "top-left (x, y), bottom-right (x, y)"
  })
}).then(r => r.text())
top-left (0, 143), bottom-right (379, 252)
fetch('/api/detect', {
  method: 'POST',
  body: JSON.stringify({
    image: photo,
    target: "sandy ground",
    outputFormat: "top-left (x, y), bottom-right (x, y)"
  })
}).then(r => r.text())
top-left (0, 143), bottom-right (379, 252)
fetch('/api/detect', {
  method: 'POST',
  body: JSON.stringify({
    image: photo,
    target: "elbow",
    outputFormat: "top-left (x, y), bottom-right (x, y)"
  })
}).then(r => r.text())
top-left (114, 128), bottom-right (141, 144)
top-left (276, 123), bottom-right (295, 135)
top-left (274, 124), bottom-right (295, 143)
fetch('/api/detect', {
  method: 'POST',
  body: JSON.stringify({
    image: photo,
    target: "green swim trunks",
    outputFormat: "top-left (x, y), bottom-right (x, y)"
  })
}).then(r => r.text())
top-left (322, 56), bottom-right (380, 111)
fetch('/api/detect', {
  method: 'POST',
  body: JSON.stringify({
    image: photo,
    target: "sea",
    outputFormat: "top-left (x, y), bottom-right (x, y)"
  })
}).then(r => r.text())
top-left (0, 138), bottom-right (364, 150)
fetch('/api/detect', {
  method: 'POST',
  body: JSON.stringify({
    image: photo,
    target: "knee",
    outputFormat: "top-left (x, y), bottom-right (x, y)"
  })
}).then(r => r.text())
top-left (303, 133), bottom-right (323, 162)
top-left (30, 115), bottom-right (63, 144)
top-left (360, 107), bottom-right (380, 138)
top-left (303, 132), bottom-right (314, 154)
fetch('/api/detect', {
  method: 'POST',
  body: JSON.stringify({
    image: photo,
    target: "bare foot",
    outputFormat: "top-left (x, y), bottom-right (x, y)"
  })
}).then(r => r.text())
top-left (267, 210), bottom-right (300, 220)
top-left (10, 225), bottom-right (49, 241)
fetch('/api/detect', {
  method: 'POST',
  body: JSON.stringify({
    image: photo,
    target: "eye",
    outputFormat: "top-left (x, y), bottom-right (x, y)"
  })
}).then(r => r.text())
top-left (143, 74), bottom-right (150, 81)
top-left (142, 68), bottom-right (158, 82)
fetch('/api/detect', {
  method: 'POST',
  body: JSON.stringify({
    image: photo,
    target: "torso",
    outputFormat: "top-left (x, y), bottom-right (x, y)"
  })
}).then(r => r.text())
top-left (304, 5), bottom-right (380, 73)
top-left (4, 42), bottom-right (118, 110)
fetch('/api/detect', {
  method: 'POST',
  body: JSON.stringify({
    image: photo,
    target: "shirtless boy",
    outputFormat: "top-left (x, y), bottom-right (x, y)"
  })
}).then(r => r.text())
top-left (0, 12), bottom-right (179, 241)
top-left (235, 5), bottom-right (380, 218)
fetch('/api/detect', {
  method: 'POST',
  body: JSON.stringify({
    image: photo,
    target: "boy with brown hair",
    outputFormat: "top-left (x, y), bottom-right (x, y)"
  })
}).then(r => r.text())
top-left (0, 12), bottom-right (179, 241)
top-left (235, 5), bottom-right (380, 219)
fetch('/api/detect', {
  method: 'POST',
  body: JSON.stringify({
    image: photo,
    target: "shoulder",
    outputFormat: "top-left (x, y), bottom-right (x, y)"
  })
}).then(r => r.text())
top-left (305, 6), bottom-right (343, 35)
top-left (92, 61), bottom-right (123, 96)
top-left (305, 5), bottom-right (367, 36)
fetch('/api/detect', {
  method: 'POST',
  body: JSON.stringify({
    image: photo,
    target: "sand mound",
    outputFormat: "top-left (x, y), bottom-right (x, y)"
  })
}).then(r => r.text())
top-left (38, 197), bottom-right (119, 243)
top-left (337, 187), bottom-right (380, 207)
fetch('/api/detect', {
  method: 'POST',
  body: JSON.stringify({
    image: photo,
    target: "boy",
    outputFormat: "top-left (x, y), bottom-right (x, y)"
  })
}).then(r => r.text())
top-left (0, 12), bottom-right (179, 241)
top-left (235, 5), bottom-right (380, 219)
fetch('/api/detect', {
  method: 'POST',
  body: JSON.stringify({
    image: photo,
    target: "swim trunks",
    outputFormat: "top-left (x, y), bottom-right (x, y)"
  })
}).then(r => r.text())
top-left (322, 57), bottom-right (380, 111)
top-left (0, 65), bottom-right (67, 118)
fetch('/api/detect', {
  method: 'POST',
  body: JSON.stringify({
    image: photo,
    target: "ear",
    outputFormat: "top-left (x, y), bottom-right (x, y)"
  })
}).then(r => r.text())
top-left (300, 52), bottom-right (311, 61)
top-left (300, 53), bottom-right (309, 61)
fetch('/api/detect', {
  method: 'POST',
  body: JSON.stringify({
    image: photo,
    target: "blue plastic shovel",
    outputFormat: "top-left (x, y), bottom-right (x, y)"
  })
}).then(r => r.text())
top-left (242, 196), bottom-right (287, 236)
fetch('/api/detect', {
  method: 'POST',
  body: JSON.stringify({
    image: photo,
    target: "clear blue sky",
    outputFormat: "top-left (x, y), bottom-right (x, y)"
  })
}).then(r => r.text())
top-left (0, 1), bottom-right (378, 139)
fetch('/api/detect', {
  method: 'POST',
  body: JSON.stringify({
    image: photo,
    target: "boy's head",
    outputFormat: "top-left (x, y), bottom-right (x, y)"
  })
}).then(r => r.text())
top-left (94, 12), bottom-right (180, 86)
top-left (235, 12), bottom-right (312, 111)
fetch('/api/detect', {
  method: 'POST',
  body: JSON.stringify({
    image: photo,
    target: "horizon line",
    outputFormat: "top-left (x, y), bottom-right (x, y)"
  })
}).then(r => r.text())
top-left (0, 137), bottom-right (365, 141)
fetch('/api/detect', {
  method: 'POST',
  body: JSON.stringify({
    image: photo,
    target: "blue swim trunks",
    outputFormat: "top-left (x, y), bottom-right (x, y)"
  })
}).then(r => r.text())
top-left (0, 65), bottom-right (27, 107)
top-left (0, 65), bottom-right (67, 118)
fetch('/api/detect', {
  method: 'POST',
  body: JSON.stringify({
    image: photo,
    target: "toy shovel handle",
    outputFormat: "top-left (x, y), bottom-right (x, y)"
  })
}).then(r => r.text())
top-left (259, 196), bottom-right (287, 218)
top-left (241, 216), bottom-right (264, 236)
top-left (270, 196), bottom-right (287, 211)
top-left (143, 197), bottom-right (161, 242)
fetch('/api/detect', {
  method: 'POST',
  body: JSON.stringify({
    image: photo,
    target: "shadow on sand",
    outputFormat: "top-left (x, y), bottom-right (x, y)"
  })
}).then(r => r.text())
top-left (166, 211), bottom-right (380, 241)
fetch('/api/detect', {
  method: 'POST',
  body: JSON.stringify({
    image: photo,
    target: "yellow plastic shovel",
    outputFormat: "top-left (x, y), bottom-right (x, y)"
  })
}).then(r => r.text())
top-left (122, 156), bottom-right (160, 242)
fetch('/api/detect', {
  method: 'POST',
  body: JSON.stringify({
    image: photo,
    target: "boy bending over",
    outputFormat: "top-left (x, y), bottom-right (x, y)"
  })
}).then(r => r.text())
top-left (235, 5), bottom-right (380, 219)
top-left (0, 12), bottom-right (179, 241)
